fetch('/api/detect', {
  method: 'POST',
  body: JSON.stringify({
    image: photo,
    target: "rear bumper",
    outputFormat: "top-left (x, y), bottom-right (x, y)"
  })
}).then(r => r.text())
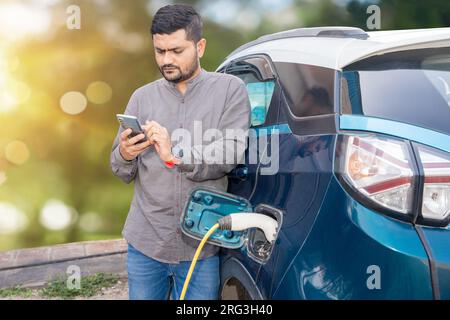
top-left (272, 177), bottom-right (434, 299)
top-left (418, 226), bottom-right (450, 299)
top-left (220, 176), bottom-right (444, 299)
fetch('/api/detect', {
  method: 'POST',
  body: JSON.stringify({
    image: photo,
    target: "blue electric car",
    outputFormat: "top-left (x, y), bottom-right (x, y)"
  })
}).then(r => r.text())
top-left (181, 27), bottom-right (450, 299)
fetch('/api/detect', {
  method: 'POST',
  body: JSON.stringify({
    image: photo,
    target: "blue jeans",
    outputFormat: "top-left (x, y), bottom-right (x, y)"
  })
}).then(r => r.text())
top-left (127, 243), bottom-right (220, 300)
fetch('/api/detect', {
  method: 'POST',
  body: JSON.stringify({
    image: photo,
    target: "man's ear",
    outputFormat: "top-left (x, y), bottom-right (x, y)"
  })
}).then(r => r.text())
top-left (197, 38), bottom-right (206, 58)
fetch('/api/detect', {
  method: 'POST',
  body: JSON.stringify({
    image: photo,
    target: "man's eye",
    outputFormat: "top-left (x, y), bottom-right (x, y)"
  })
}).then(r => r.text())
top-left (174, 50), bottom-right (183, 54)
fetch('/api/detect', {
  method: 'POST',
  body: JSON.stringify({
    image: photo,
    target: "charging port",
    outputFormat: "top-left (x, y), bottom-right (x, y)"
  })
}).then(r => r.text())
top-left (247, 204), bottom-right (283, 264)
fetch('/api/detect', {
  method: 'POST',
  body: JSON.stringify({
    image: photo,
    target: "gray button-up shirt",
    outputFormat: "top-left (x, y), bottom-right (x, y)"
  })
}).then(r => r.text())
top-left (110, 69), bottom-right (251, 263)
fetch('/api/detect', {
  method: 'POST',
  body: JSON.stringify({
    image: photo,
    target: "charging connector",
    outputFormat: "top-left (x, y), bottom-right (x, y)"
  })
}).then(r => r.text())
top-left (180, 213), bottom-right (279, 300)
top-left (218, 213), bottom-right (278, 242)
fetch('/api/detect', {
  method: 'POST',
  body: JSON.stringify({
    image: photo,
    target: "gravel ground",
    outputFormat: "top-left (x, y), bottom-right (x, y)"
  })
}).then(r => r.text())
top-left (0, 278), bottom-right (129, 300)
top-left (77, 278), bottom-right (128, 300)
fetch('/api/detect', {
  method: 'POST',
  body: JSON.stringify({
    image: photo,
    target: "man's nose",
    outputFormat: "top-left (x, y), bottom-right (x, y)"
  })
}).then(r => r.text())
top-left (162, 52), bottom-right (174, 65)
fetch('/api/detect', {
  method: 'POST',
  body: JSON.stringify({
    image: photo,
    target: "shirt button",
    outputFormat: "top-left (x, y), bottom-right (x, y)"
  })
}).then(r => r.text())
top-left (176, 228), bottom-right (181, 235)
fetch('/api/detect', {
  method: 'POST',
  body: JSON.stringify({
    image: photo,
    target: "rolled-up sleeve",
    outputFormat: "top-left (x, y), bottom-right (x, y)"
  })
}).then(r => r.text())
top-left (110, 91), bottom-right (139, 184)
top-left (178, 77), bottom-right (251, 181)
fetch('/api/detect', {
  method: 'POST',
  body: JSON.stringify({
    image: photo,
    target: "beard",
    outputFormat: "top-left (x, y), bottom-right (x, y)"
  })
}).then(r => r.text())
top-left (159, 56), bottom-right (199, 84)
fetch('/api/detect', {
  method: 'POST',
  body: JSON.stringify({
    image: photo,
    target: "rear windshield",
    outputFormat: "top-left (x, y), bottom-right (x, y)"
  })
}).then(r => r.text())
top-left (341, 47), bottom-right (450, 135)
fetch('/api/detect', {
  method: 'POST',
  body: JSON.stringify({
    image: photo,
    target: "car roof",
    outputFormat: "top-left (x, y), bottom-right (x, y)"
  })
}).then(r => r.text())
top-left (217, 27), bottom-right (450, 71)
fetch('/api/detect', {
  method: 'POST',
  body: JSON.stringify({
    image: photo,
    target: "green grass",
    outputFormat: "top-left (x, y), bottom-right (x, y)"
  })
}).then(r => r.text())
top-left (0, 286), bottom-right (33, 298)
top-left (0, 273), bottom-right (119, 299)
top-left (41, 273), bottom-right (119, 299)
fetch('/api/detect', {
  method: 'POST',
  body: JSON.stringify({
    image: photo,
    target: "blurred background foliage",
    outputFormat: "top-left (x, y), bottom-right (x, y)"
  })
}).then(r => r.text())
top-left (0, 0), bottom-right (449, 251)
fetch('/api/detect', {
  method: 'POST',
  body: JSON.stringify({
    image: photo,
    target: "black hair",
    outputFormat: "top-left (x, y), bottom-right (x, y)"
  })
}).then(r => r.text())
top-left (150, 4), bottom-right (203, 43)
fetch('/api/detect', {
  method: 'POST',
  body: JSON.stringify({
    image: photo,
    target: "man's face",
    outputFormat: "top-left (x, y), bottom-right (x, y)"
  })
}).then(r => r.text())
top-left (153, 29), bottom-right (205, 83)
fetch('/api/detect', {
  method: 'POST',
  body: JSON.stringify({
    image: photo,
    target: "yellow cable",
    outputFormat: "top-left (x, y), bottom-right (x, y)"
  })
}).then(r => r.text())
top-left (180, 223), bottom-right (220, 300)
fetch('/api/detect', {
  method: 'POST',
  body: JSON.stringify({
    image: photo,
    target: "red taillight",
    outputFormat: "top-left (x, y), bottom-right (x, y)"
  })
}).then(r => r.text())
top-left (340, 135), bottom-right (414, 214)
top-left (338, 134), bottom-right (450, 226)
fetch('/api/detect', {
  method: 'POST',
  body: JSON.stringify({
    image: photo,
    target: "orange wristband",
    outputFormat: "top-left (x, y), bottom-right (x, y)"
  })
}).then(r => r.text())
top-left (164, 156), bottom-right (181, 169)
top-left (164, 160), bottom-right (175, 168)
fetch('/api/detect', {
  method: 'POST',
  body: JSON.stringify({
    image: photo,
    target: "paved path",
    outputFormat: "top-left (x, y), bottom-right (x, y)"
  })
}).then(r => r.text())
top-left (0, 239), bottom-right (127, 289)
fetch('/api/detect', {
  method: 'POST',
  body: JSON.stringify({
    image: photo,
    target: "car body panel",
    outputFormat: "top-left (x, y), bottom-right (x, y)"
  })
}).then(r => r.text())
top-left (418, 226), bottom-right (450, 300)
top-left (252, 133), bottom-right (335, 298)
top-left (216, 29), bottom-right (450, 299)
top-left (218, 27), bottom-right (450, 71)
top-left (339, 115), bottom-right (450, 152)
top-left (271, 177), bottom-right (433, 299)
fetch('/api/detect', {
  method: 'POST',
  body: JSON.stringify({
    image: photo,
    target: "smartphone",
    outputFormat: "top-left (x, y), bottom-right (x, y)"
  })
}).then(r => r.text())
top-left (116, 114), bottom-right (148, 144)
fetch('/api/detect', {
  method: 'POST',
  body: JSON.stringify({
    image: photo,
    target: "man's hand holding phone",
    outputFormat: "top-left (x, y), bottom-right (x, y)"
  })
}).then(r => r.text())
top-left (142, 120), bottom-right (173, 162)
top-left (119, 129), bottom-right (152, 161)
top-left (116, 114), bottom-right (174, 163)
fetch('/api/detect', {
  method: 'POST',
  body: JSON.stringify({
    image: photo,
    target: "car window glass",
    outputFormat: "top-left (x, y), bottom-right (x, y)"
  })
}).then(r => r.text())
top-left (225, 57), bottom-right (276, 127)
top-left (274, 62), bottom-right (335, 117)
top-left (342, 47), bottom-right (450, 135)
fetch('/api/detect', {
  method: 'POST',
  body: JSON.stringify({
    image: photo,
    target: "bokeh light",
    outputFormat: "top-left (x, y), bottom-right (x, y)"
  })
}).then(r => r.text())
top-left (5, 140), bottom-right (30, 165)
top-left (0, 79), bottom-right (32, 111)
top-left (60, 91), bottom-right (87, 115)
top-left (86, 81), bottom-right (112, 104)
top-left (79, 211), bottom-right (103, 232)
top-left (0, 3), bottom-right (51, 42)
top-left (9, 80), bottom-right (31, 104)
top-left (0, 52), bottom-right (29, 113)
top-left (7, 56), bottom-right (20, 72)
top-left (0, 202), bottom-right (28, 234)
top-left (0, 171), bottom-right (6, 186)
top-left (0, 91), bottom-right (17, 112)
top-left (39, 199), bottom-right (77, 231)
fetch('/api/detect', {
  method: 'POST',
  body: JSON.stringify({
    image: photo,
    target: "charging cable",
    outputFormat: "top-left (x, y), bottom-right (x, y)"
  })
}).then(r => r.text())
top-left (179, 213), bottom-right (278, 300)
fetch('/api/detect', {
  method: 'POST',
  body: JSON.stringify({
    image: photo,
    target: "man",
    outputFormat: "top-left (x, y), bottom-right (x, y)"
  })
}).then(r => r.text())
top-left (110, 4), bottom-right (251, 300)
